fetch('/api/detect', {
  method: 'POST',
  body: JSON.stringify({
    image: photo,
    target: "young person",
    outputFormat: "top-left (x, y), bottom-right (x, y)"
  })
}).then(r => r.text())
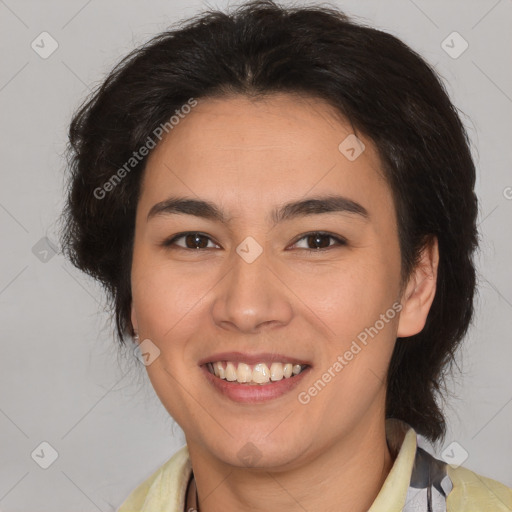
top-left (60, 1), bottom-right (512, 510)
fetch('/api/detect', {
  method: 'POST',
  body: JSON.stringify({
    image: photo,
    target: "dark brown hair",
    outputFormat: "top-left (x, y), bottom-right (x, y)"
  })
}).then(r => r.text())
top-left (60, 0), bottom-right (479, 442)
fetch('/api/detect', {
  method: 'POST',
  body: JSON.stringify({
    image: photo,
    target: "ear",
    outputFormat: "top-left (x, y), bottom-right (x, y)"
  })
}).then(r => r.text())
top-left (397, 236), bottom-right (439, 338)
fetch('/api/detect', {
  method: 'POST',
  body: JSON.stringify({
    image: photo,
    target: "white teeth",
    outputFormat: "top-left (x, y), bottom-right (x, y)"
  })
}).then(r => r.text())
top-left (270, 362), bottom-right (284, 381)
top-left (252, 363), bottom-right (270, 384)
top-left (213, 361), bottom-right (225, 379)
top-left (237, 363), bottom-right (252, 383)
top-left (209, 361), bottom-right (306, 384)
top-left (225, 362), bottom-right (237, 381)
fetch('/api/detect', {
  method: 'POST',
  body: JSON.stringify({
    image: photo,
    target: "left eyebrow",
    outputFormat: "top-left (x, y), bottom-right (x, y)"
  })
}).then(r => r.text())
top-left (146, 194), bottom-right (370, 225)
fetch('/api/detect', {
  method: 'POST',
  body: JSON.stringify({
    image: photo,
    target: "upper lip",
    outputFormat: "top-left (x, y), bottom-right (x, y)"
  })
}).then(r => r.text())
top-left (198, 351), bottom-right (311, 367)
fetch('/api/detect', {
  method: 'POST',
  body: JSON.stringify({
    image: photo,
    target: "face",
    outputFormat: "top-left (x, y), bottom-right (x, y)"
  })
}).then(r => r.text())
top-left (130, 93), bottom-right (431, 470)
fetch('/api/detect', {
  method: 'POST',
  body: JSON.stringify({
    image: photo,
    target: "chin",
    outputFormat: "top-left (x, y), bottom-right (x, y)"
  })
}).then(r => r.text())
top-left (213, 435), bottom-right (307, 471)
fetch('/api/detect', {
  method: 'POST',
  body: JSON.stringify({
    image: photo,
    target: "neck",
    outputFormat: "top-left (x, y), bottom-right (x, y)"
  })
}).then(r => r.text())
top-left (186, 416), bottom-right (395, 512)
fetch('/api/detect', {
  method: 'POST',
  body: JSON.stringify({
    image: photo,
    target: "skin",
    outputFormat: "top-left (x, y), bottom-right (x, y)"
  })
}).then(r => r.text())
top-left (130, 93), bottom-right (439, 512)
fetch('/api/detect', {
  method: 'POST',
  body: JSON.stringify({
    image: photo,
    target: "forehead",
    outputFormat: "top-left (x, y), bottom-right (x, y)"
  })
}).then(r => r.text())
top-left (139, 93), bottom-right (392, 219)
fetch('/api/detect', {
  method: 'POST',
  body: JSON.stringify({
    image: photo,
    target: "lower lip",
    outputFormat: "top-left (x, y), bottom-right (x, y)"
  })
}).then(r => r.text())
top-left (201, 365), bottom-right (311, 403)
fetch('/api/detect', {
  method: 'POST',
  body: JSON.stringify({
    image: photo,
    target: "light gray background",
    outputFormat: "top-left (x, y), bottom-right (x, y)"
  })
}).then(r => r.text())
top-left (0, 0), bottom-right (511, 510)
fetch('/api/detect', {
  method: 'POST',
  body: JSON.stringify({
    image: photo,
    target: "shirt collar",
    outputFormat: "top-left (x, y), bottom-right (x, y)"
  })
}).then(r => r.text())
top-left (368, 418), bottom-right (418, 511)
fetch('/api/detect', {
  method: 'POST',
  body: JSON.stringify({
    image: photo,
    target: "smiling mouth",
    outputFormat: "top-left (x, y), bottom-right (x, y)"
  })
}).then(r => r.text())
top-left (205, 361), bottom-right (309, 385)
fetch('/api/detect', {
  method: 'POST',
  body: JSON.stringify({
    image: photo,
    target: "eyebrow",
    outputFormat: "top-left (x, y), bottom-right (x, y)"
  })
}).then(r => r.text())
top-left (147, 194), bottom-right (369, 225)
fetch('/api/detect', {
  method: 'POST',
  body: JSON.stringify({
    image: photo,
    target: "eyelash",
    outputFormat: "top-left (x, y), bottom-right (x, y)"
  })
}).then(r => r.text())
top-left (161, 231), bottom-right (347, 252)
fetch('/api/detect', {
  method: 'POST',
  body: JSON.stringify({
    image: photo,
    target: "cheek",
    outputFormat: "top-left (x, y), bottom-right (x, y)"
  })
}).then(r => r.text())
top-left (130, 257), bottom-right (209, 420)
top-left (131, 248), bottom-right (209, 340)
top-left (302, 258), bottom-right (398, 336)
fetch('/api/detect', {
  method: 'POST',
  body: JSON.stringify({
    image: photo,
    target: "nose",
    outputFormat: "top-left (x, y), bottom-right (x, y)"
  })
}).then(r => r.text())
top-left (211, 244), bottom-right (294, 334)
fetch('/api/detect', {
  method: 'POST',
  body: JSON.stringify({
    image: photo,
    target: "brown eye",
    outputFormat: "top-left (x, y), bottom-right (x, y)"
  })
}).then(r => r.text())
top-left (292, 232), bottom-right (347, 250)
top-left (162, 232), bottom-right (218, 250)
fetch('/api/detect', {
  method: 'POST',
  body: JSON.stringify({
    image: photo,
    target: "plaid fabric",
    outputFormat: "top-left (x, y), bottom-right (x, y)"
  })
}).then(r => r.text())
top-left (403, 445), bottom-right (453, 512)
